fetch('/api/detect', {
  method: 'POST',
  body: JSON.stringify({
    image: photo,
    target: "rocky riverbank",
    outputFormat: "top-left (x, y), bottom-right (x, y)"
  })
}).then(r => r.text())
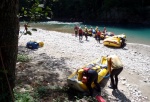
top-left (16, 27), bottom-right (150, 102)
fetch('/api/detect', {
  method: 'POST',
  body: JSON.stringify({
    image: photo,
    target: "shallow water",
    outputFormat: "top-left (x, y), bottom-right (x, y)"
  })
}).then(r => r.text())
top-left (20, 21), bottom-right (150, 45)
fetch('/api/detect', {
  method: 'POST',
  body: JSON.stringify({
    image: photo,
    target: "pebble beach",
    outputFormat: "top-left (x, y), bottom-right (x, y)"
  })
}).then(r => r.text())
top-left (17, 27), bottom-right (150, 102)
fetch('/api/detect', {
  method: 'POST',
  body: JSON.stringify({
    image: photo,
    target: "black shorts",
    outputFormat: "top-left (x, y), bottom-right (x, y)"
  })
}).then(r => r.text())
top-left (75, 31), bottom-right (78, 34)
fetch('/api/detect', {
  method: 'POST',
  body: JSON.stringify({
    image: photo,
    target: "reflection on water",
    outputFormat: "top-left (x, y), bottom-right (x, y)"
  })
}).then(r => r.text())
top-left (20, 21), bottom-right (150, 45)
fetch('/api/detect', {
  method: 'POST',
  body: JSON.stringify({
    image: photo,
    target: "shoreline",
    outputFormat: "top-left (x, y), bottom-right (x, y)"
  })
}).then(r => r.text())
top-left (18, 27), bottom-right (150, 101)
top-left (20, 23), bottom-right (150, 46)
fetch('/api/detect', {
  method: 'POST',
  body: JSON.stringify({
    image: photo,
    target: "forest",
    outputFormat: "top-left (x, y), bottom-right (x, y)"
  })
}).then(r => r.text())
top-left (19, 0), bottom-right (150, 25)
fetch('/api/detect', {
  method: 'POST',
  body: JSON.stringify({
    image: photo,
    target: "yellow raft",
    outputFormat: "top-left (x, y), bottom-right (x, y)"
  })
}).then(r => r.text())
top-left (103, 37), bottom-right (121, 48)
top-left (103, 34), bottom-right (126, 48)
top-left (67, 56), bottom-right (109, 92)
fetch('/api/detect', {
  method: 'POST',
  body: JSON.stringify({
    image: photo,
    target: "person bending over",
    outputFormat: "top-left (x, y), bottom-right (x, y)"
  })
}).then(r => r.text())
top-left (77, 68), bottom-right (100, 96)
top-left (107, 55), bottom-right (123, 90)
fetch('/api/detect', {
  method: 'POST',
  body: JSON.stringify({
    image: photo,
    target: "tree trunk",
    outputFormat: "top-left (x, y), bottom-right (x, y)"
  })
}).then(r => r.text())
top-left (0, 0), bottom-right (19, 102)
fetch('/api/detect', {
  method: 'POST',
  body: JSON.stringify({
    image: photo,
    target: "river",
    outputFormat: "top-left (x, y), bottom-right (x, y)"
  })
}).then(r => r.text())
top-left (20, 21), bottom-right (150, 46)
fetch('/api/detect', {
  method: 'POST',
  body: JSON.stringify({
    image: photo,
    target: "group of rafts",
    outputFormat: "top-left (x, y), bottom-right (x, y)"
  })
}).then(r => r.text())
top-left (87, 29), bottom-right (126, 48)
top-left (67, 31), bottom-right (127, 92)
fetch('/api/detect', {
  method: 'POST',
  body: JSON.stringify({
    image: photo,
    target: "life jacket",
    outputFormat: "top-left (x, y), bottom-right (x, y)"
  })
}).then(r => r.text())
top-left (85, 28), bottom-right (88, 33)
top-left (82, 67), bottom-right (90, 83)
top-left (79, 28), bottom-right (82, 34)
top-left (88, 29), bottom-right (92, 34)
top-left (82, 67), bottom-right (90, 76)
top-left (74, 26), bottom-right (78, 31)
top-left (97, 31), bottom-right (101, 36)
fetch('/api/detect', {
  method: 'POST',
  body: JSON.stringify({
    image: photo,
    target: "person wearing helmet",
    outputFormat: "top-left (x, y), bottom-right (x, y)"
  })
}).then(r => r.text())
top-left (77, 68), bottom-right (100, 96)
top-left (96, 30), bottom-right (101, 43)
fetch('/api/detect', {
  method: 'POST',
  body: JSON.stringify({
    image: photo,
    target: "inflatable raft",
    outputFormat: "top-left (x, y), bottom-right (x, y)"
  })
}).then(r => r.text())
top-left (67, 56), bottom-right (109, 92)
top-left (103, 37), bottom-right (122, 48)
top-left (103, 34), bottom-right (126, 48)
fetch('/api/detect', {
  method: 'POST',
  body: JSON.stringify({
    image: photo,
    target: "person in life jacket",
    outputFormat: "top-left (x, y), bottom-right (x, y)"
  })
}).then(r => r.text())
top-left (96, 30), bottom-right (101, 43)
top-left (78, 26), bottom-right (83, 42)
top-left (107, 55), bottom-right (123, 90)
top-left (77, 67), bottom-right (100, 96)
top-left (84, 25), bottom-right (88, 41)
top-left (88, 27), bottom-right (93, 37)
top-left (74, 25), bottom-right (79, 37)
top-left (103, 27), bottom-right (107, 34)
top-left (95, 26), bottom-right (99, 33)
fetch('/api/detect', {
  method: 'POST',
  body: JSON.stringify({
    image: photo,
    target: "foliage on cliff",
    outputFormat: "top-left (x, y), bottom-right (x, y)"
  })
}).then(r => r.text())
top-left (19, 0), bottom-right (150, 25)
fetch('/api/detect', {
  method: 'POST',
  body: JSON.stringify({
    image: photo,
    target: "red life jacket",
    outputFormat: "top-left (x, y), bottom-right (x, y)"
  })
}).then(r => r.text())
top-left (97, 31), bottom-right (101, 36)
top-left (82, 67), bottom-right (90, 76)
top-left (79, 29), bottom-right (82, 34)
top-left (82, 67), bottom-right (90, 83)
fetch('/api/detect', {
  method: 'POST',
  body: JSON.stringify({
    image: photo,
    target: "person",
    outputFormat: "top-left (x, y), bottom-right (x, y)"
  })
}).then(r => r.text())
top-left (121, 38), bottom-right (126, 48)
top-left (78, 27), bottom-right (83, 41)
top-left (84, 25), bottom-right (88, 41)
top-left (95, 26), bottom-right (99, 34)
top-left (24, 23), bottom-right (28, 33)
top-left (74, 25), bottom-right (79, 37)
top-left (96, 30), bottom-right (101, 43)
top-left (88, 27), bottom-right (93, 37)
top-left (92, 29), bottom-right (96, 37)
top-left (107, 55), bottom-right (123, 90)
top-left (103, 27), bottom-right (107, 34)
top-left (77, 67), bottom-right (100, 96)
top-left (24, 23), bottom-right (30, 33)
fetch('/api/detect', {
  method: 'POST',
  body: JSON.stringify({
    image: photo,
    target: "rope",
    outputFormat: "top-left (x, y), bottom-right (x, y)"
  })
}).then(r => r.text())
top-left (103, 74), bottom-right (110, 78)
top-left (0, 48), bottom-right (14, 102)
top-left (98, 74), bottom-right (110, 79)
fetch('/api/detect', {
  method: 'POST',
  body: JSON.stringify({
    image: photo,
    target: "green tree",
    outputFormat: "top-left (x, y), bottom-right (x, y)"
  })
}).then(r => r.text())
top-left (0, 0), bottom-right (19, 101)
top-left (19, 0), bottom-right (52, 22)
